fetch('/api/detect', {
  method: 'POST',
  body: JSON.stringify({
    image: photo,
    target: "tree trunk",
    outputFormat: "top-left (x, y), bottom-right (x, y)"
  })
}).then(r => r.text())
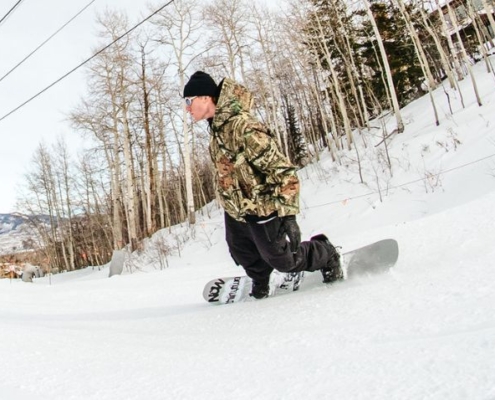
top-left (363, 0), bottom-right (404, 133)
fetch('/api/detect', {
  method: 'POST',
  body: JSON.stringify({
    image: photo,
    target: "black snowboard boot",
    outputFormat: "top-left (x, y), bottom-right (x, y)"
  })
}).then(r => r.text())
top-left (311, 234), bottom-right (343, 283)
top-left (250, 280), bottom-right (270, 299)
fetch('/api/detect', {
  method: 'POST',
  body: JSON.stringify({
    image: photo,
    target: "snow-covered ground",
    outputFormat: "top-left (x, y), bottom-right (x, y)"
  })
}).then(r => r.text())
top-left (1, 59), bottom-right (495, 400)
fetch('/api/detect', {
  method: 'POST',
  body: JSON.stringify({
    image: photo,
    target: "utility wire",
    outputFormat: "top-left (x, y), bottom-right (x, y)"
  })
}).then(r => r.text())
top-left (0, 0), bottom-right (97, 85)
top-left (0, 0), bottom-right (25, 26)
top-left (0, 0), bottom-right (175, 124)
top-left (194, 153), bottom-right (495, 227)
top-left (307, 153), bottom-right (495, 209)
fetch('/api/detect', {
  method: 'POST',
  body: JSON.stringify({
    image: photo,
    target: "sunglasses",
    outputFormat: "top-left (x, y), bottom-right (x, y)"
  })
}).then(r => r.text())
top-left (184, 96), bottom-right (197, 106)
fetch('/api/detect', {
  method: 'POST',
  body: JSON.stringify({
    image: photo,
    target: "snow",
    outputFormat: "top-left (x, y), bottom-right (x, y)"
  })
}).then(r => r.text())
top-left (2, 60), bottom-right (495, 400)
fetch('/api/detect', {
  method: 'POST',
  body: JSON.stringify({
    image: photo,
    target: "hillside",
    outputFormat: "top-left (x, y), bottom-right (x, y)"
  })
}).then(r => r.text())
top-left (0, 59), bottom-right (495, 400)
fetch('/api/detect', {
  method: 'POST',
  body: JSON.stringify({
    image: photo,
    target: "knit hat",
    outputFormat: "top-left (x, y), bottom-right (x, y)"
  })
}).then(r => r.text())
top-left (183, 71), bottom-right (218, 97)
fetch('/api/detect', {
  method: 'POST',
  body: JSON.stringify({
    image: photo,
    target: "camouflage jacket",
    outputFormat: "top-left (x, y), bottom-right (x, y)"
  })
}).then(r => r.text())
top-left (209, 78), bottom-right (300, 222)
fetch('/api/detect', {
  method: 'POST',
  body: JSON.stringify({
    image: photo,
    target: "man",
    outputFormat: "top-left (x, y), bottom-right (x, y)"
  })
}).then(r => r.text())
top-left (183, 71), bottom-right (342, 299)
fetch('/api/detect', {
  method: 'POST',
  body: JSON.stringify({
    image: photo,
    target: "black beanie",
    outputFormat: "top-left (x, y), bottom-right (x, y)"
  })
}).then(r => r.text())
top-left (183, 71), bottom-right (218, 97)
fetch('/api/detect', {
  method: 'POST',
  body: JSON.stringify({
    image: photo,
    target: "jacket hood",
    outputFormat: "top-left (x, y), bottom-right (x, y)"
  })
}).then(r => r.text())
top-left (212, 78), bottom-right (254, 128)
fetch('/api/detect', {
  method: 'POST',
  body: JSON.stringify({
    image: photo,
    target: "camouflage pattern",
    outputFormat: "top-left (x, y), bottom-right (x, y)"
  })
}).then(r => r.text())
top-left (210, 78), bottom-right (300, 221)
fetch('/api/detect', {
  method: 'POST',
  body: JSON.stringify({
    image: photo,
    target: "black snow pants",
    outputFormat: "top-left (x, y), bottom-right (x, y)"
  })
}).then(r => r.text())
top-left (224, 212), bottom-right (334, 284)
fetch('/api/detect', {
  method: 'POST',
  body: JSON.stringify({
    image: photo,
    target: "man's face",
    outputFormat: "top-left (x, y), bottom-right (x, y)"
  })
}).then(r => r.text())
top-left (185, 96), bottom-right (212, 122)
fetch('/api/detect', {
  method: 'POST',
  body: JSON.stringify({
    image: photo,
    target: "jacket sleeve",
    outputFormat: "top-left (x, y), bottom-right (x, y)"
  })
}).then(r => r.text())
top-left (240, 115), bottom-right (300, 216)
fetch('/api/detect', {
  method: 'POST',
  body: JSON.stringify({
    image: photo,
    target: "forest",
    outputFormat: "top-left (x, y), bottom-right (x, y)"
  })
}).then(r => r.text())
top-left (13, 0), bottom-right (495, 271)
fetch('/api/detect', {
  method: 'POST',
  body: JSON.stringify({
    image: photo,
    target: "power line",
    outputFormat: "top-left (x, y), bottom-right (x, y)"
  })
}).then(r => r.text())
top-left (195, 153), bottom-right (495, 227)
top-left (0, 0), bottom-right (97, 85)
top-left (0, 0), bottom-right (175, 124)
top-left (0, 0), bottom-right (25, 27)
top-left (307, 153), bottom-right (495, 210)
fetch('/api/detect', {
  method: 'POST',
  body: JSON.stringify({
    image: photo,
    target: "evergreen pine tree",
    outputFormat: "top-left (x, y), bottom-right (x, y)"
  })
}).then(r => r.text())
top-left (285, 104), bottom-right (308, 167)
top-left (356, 0), bottom-right (432, 106)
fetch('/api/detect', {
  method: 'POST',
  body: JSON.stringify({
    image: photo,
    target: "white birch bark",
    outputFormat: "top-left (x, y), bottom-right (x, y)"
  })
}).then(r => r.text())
top-left (446, 0), bottom-right (483, 106)
top-left (433, 0), bottom-right (465, 80)
top-left (152, 0), bottom-right (204, 225)
top-left (363, 0), bottom-right (404, 133)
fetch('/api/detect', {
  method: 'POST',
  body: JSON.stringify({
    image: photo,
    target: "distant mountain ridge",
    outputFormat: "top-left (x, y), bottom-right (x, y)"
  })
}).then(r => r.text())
top-left (0, 213), bottom-right (29, 233)
top-left (0, 213), bottom-right (46, 256)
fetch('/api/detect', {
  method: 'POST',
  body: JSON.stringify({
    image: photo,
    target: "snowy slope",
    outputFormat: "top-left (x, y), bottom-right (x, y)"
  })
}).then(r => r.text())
top-left (1, 59), bottom-right (495, 400)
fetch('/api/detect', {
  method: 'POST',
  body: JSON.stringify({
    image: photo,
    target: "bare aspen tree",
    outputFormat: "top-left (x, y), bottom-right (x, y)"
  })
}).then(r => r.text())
top-left (21, 175), bottom-right (56, 271)
top-left (416, 3), bottom-right (458, 89)
top-left (316, 0), bottom-right (368, 131)
top-left (313, 56), bottom-right (341, 152)
top-left (394, 0), bottom-right (437, 89)
top-left (432, 0), bottom-right (465, 81)
top-left (70, 97), bottom-right (124, 250)
top-left (204, 0), bottom-right (250, 81)
top-left (153, 83), bottom-right (173, 229)
top-left (75, 153), bottom-right (114, 265)
top-left (29, 144), bottom-right (63, 270)
top-left (290, 14), bottom-right (322, 148)
top-left (311, 8), bottom-right (355, 149)
top-left (134, 40), bottom-right (170, 236)
top-left (93, 11), bottom-right (140, 250)
top-left (473, 0), bottom-right (495, 49)
top-left (179, 115), bottom-right (195, 224)
top-left (393, 0), bottom-right (439, 125)
top-left (246, 4), bottom-right (286, 149)
top-left (117, 59), bottom-right (140, 251)
top-left (53, 138), bottom-right (76, 271)
top-left (69, 10), bottom-right (146, 251)
top-left (338, 21), bottom-right (369, 131)
top-left (362, 0), bottom-right (404, 133)
top-left (280, 1), bottom-right (341, 157)
top-left (42, 146), bottom-right (67, 270)
top-left (481, 0), bottom-right (495, 45)
top-left (138, 44), bottom-right (155, 236)
top-left (445, 0), bottom-right (483, 106)
top-left (282, 57), bottom-right (328, 159)
top-left (152, 0), bottom-right (205, 225)
top-left (466, 0), bottom-right (494, 75)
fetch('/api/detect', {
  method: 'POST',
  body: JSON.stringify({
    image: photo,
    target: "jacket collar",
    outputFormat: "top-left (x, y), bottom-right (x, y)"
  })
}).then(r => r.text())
top-left (211, 78), bottom-right (254, 131)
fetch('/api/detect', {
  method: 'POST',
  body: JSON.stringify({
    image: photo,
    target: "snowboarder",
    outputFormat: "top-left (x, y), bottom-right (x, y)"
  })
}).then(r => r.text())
top-left (183, 71), bottom-right (342, 299)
